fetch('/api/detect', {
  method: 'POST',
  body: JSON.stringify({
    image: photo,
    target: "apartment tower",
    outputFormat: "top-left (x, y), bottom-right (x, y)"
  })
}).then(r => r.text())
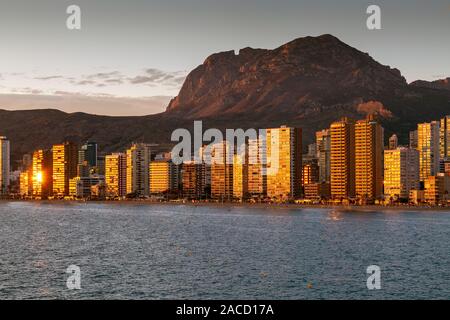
top-left (354, 115), bottom-right (384, 201)
top-left (105, 153), bottom-right (127, 198)
top-left (266, 126), bottom-right (302, 200)
top-left (0, 136), bottom-right (10, 195)
top-left (52, 142), bottom-right (78, 197)
top-left (330, 118), bottom-right (355, 199)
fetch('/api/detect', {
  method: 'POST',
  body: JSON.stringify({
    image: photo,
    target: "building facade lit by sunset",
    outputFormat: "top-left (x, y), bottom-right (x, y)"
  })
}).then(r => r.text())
top-left (384, 147), bottom-right (420, 200)
top-left (316, 129), bottom-right (331, 183)
top-left (0, 136), bottom-right (10, 195)
top-left (440, 116), bottom-right (450, 160)
top-left (211, 141), bottom-right (233, 200)
top-left (52, 142), bottom-right (78, 197)
top-left (354, 115), bottom-right (384, 201)
top-left (330, 118), bottom-right (355, 199)
top-left (302, 159), bottom-right (319, 186)
top-left (233, 152), bottom-right (248, 200)
top-left (126, 143), bottom-right (152, 197)
top-left (19, 171), bottom-right (31, 196)
top-left (424, 174), bottom-right (450, 205)
top-left (105, 153), bottom-right (127, 198)
top-left (417, 121), bottom-right (440, 181)
top-left (150, 160), bottom-right (178, 194)
top-left (182, 161), bottom-right (205, 199)
top-left (266, 126), bottom-right (302, 200)
top-left (247, 137), bottom-right (267, 198)
top-left (32, 149), bottom-right (53, 198)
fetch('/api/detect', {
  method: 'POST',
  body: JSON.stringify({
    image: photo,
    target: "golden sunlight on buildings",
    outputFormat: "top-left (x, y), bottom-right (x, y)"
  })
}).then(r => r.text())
top-left (330, 118), bottom-right (355, 199)
top-left (266, 126), bottom-right (302, 200)
top-left (354, 115), bottom-right (384, 201)
top-left (417, 121), bottom-right (440, 181)
top-left (32, 149), bottom-right (52, 199)
top-left (384, 147), bottom-right (420, 201)
top-left (105, 153), bottom-right (127, 198)
top-left (52, 142), bottom-right (78, 197)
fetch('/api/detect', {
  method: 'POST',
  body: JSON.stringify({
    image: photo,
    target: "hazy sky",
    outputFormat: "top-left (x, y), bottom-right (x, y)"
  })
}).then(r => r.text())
top-left (0, 0), bottom-right (449, 115)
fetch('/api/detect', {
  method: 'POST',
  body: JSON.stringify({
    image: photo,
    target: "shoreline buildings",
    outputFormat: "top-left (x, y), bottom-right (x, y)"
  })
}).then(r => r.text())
top-left (32, 149), bottom-right (53, 199)
top-left (0, 136), bottom-right (10, 195)
top-left (266, 126), bottom-right (302, 200)
top-left (330, 117), bottom-right (355, 200)
top-left (105, 153), bottom-right (127, 198)
top-left (126, 143), bottom-right (152, 197)
top-left (354, 115), bottom-right (384, 201)
top-left (417, 121), bottom-right (440, 181)
top-left (52, 142), bottom-right (78, 197)
top-left (3, 114), bottom-right (448, 206)
top-left (384, 147), bottom-right (420, 200)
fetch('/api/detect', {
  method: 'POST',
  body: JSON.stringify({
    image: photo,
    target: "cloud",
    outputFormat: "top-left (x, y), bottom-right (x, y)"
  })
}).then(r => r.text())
top-left (34, 75), bottom-right (64, 80)
top-left (86, 71), bottom-right (123, 80)
top-left (129, 76), bottom-right (154, 84)
top-left (75, 80), bottom-right (97, 85)
top-left (128, 68), bottom-right (187, 88)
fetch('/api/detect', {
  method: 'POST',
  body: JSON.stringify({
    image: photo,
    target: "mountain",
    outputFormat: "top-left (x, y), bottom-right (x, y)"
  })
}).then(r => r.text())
top-left (2, 34), bottom-right (450, 165)
top-left (166, 34), bottom-right (450, 145)
top-left (167, 34), bottom-right (408, 118)
top-left (411, 78), bottom-right (450, 91)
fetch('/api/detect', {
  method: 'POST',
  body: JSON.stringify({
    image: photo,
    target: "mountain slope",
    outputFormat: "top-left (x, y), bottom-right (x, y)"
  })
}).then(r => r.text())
top-left (166, 34), bottom-right (408, 119)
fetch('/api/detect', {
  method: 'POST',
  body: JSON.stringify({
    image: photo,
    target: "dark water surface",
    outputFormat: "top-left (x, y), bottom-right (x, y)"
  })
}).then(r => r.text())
top-left (0, 201), bottom-right (448, 299)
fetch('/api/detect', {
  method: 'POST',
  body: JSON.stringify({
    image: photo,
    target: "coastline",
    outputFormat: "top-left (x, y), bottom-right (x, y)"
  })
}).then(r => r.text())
top-left (1, 199), bottom-right (449, 212)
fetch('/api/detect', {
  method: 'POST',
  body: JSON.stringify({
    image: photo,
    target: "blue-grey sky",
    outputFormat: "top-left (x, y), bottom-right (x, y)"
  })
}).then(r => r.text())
top-left (0, 0), bottom-right (449, 115)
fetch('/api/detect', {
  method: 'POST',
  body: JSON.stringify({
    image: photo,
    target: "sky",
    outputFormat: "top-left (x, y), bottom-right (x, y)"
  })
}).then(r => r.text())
top-left (0, 0), bottom-right (449, 116)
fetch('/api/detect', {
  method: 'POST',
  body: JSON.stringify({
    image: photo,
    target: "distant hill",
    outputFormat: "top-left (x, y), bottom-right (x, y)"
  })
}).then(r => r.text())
top-left (411, 78), bottom-right (450, 91)
top-left (2, 34), bottom-right (450, 165)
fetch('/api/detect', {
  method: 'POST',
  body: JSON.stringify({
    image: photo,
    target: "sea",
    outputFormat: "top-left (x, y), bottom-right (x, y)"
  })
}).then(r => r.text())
top-left (0, 201), bottom-right (448, 300)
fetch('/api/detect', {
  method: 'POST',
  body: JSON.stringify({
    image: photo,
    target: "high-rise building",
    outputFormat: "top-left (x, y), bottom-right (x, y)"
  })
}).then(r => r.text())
top-left (384, 147), bottom-right (420, 200)
top-left (199, 145), bottom-right (212, 190)
top-left (355, 115), bottom-right (384, 201)
top-left (316, 129), bottom-right (331, 183)
top-left (32, 149), bottom-right (53, 198)
top-left (233, 152), bottom-right (248, 200)
top-left (0, 136), bottom-right (10, 195)
top-left (20, 170), bottom-right (32, 196)
top-left (126, 143), bottom-right (152, 197)
top-left (182, 161), bottom-right (205, 199)
top-left (302, 158), bottom-right (319, 186)
top-left (440, 115), bottom-right (450, 159)
top-left (247, 137), bottom-right (267, 198)
top-left (52, 142), bottom-right (78, 197)
top-left (389, 134), bottom-right (398, 150)
top-left (330, 118), bottom-right (355, 199)
top-left (96, 155), bottom-right (106, 175)
top-left (78, 141), bottom-right (98, 168)
top-left (417, 121), bottom-right (440, 181)
top-left (150, 160), bottom-right (178, 194)
top-left (424, 173), bottom-right (450, 205)
top-left (444, 161), bottom-right (450, 176)
top-left (211, 141), bottom-right (233, 200)
top-left (409, 130), bottom-right (418, 149)
top-left (304, 182), bottom-right (331, 200)
top-left (69, 175), bottom-right (105, 199)
top-left (266, 126), bottom-right (302, 200)
top-left (105, 153), bottom-right (127, 198)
